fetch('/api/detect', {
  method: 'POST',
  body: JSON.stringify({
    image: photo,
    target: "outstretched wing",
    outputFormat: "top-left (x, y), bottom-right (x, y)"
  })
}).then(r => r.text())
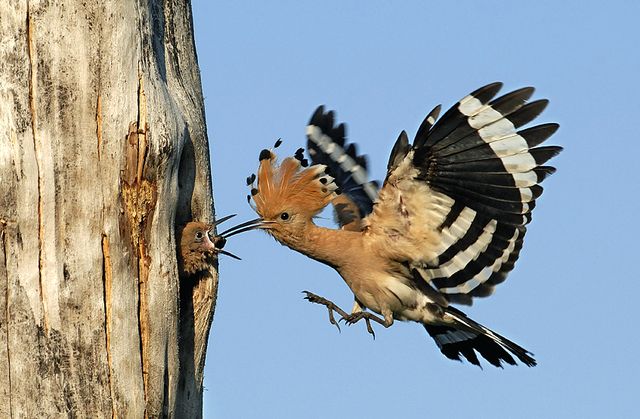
top-left (307, 106), bottom-right (379, 230)
top-left (363, 83), bottom-right (562, 305)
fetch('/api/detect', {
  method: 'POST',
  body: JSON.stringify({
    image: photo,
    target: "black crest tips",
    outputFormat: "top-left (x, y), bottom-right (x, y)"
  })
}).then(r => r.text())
top-left (251, 188), bottom-right (259, 196)
top-left (319, 177), bottom-right (327, 184)
top-left (246, 194), bottom-right (251, 203)
top-left (246, 173), bottom-right (256, 186)
top-left (335, 187), bottom-right (342, 195)
top-left (274, 138), bottom-right (283, 148)
top-left (259, 149), bottom-right (272, 161)
top-left (301, 159), bottom-right (309, 167)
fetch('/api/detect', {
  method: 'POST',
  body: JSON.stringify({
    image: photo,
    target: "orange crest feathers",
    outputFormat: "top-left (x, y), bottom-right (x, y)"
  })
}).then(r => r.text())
top-left (250, 149), bottom-right (338, 219)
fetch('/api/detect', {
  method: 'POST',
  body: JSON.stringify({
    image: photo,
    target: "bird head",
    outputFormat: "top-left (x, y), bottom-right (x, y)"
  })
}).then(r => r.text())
top-left (178, 215), bottom-right (256, 276)
top-left (248, 147), bottom-right (339, 244)
top-left (178, 221), bottom-right (219, 276)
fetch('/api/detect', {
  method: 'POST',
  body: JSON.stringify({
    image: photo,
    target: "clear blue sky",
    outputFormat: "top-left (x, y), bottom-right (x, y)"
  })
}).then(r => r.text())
top-left (192, 2), bottom-right (639, 418)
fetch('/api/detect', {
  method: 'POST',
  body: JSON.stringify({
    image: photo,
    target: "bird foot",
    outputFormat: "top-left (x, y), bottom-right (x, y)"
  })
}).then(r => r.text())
top-left (302, 291), bottom-right (350, 333)
top-left (301, 291), bottom-right (384, 339)
top-left (339, 311), bottom-right (387, 339)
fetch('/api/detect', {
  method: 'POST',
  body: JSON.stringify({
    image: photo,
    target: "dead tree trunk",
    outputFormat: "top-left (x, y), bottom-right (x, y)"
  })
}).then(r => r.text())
top-left (0, 1), bottom-right (217, 417)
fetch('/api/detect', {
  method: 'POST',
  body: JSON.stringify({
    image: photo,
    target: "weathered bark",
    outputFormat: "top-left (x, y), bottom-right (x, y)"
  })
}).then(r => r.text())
top-left (0, 0), bottom-right (217, 417)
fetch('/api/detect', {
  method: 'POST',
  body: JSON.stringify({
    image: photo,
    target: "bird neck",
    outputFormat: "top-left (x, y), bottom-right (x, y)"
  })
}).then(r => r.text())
top-left (286, 222), bottom-right (359, 269)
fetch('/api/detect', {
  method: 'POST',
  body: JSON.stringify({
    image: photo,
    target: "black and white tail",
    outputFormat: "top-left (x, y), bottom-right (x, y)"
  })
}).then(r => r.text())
top-left (425, 307), bottom-right (536, 367)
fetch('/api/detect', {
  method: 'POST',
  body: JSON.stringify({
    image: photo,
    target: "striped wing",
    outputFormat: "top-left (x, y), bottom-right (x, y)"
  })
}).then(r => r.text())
top-left (307, 106), bottom-right (379, 230)
top-left (365, 82), bottom-right (562, 305)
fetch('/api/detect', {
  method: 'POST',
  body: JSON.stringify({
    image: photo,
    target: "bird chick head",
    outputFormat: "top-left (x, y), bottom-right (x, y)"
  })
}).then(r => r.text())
top-left (248, 148), bottom-right (339, 240)
top-left (178, 221), bottom-right (220, 276)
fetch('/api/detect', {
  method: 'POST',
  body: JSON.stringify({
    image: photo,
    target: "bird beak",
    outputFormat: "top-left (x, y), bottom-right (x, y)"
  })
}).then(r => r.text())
top-left (217, 249), bottom-right (242, 260)
top-left (217, 217), bottom-right (272, 239)
top-left (211, 235), bottom-right (242, 260)
top-left (209, 215), bottom-right (272, 260)
top-left (213, 213), bottom-right (238, 226)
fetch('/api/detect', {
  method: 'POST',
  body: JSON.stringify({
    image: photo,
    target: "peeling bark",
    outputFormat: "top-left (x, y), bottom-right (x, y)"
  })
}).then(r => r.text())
top-left (0, 0), bottom-right (217, 417)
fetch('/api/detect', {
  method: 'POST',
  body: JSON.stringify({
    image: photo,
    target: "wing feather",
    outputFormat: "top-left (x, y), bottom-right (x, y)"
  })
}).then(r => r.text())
top-left (307, 106), bottom-right (379, 230)
top-left (363, 83), bottom-right (561, 304)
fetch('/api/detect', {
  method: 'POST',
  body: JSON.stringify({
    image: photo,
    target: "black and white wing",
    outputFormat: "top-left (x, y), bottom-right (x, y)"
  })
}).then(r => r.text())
top-left (306, 106), bottom-right (379, 229)
top-left (365, 82), bottom-right (562, 305)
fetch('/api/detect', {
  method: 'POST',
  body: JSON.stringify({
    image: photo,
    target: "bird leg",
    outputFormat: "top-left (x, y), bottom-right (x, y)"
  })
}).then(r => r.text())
top-left (339, 310), bottom-right (391, 340)
top-left (302, 291), bottom-right (388, 339)
top-left (302, 291), bottom-right (351, 333)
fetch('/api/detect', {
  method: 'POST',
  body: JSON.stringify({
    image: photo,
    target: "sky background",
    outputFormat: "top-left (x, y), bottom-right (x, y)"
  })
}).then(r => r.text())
top-left (192, 2), bottom-right (640, 418)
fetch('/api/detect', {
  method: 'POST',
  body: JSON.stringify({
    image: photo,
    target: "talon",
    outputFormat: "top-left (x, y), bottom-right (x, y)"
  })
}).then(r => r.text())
top-left (365, 318), bottom-right (375, 339)
top-left (303, 290), bottom-right (349, 333)
top-left (339, 311), bottom-right (385, 338)
top-left (340, 312), bottom-right (356, 326)
top-left (327, 308), bottom-right (341, 332)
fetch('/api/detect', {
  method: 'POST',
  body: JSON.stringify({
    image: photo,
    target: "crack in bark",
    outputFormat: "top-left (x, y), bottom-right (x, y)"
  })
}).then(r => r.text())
top-left (96, 95), bottom-right (103, 161)
top-left (121, 66), bottom-right (154, 419)
top-left (1, 221), bottom-right (13, 418)
top-left (137, 240), bottom-right (150, 419)
top-left (26, 2), bottom-right (49, 333)
top-left (121, 153), bottom-right (154, 419)
top-left (136, 64), bottom-right (148, 184)
top-left (101, 234), bottom-right (115, 419)
top-left (136, 68), bottom-right (150, 419)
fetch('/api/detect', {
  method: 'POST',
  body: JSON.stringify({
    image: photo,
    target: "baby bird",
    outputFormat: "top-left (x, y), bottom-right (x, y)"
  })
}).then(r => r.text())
top-left (178, 214), bottom-right (263, 276)
top-left (247, 83), bottom-right (561, 367)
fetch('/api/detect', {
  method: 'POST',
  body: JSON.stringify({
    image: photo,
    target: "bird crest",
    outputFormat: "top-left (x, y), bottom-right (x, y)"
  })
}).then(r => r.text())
top-left (249, 145), bottom-right (339, 220)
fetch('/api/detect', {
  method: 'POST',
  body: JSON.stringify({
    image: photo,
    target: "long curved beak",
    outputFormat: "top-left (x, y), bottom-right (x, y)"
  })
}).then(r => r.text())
top-left (213, 213), bottom-right (238, 226)
top-left (218, 249), bottom-right (242, 260)
top-left (218, 217), bottom-right (272, 239)
top-left (211, 215), bottom-right (273, 260)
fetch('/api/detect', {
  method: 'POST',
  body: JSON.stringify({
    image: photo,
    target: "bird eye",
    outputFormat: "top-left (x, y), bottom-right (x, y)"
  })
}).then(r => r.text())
top-left (195, 231), bottom-right (204, 240)
top-left (280, 212), bottom-right (290, 221)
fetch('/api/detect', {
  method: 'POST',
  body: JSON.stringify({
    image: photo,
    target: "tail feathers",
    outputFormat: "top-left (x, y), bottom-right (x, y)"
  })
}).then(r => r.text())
top-left (424, 308), bottom-right (536, 368)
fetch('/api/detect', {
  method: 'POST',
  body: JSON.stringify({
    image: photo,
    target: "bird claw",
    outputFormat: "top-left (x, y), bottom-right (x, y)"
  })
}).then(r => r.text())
top-left (326, 308), bottom-right (341, 333)
top-left (339, 312), bottom-right (377, 339)
top-left (302, 291), bottom-right (383, 339)
top-left (302, 291), bottom-right (349, 333)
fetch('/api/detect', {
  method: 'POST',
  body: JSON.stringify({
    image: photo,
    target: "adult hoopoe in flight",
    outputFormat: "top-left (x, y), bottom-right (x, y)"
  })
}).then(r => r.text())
top-left (245, 82), bottom-right (561, 368)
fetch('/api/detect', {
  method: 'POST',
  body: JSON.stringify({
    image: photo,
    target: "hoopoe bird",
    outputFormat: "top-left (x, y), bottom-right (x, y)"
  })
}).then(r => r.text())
top-left (245, 82), bottom-right (561, 367)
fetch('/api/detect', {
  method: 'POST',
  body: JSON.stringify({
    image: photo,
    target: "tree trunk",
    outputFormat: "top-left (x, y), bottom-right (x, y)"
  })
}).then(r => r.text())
top-left (0, 1), bottom-right (217, 417)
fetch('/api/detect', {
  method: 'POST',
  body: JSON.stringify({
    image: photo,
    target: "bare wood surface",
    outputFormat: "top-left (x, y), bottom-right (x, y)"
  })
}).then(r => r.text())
top-left (0, 0), bottom-right (217, 417)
